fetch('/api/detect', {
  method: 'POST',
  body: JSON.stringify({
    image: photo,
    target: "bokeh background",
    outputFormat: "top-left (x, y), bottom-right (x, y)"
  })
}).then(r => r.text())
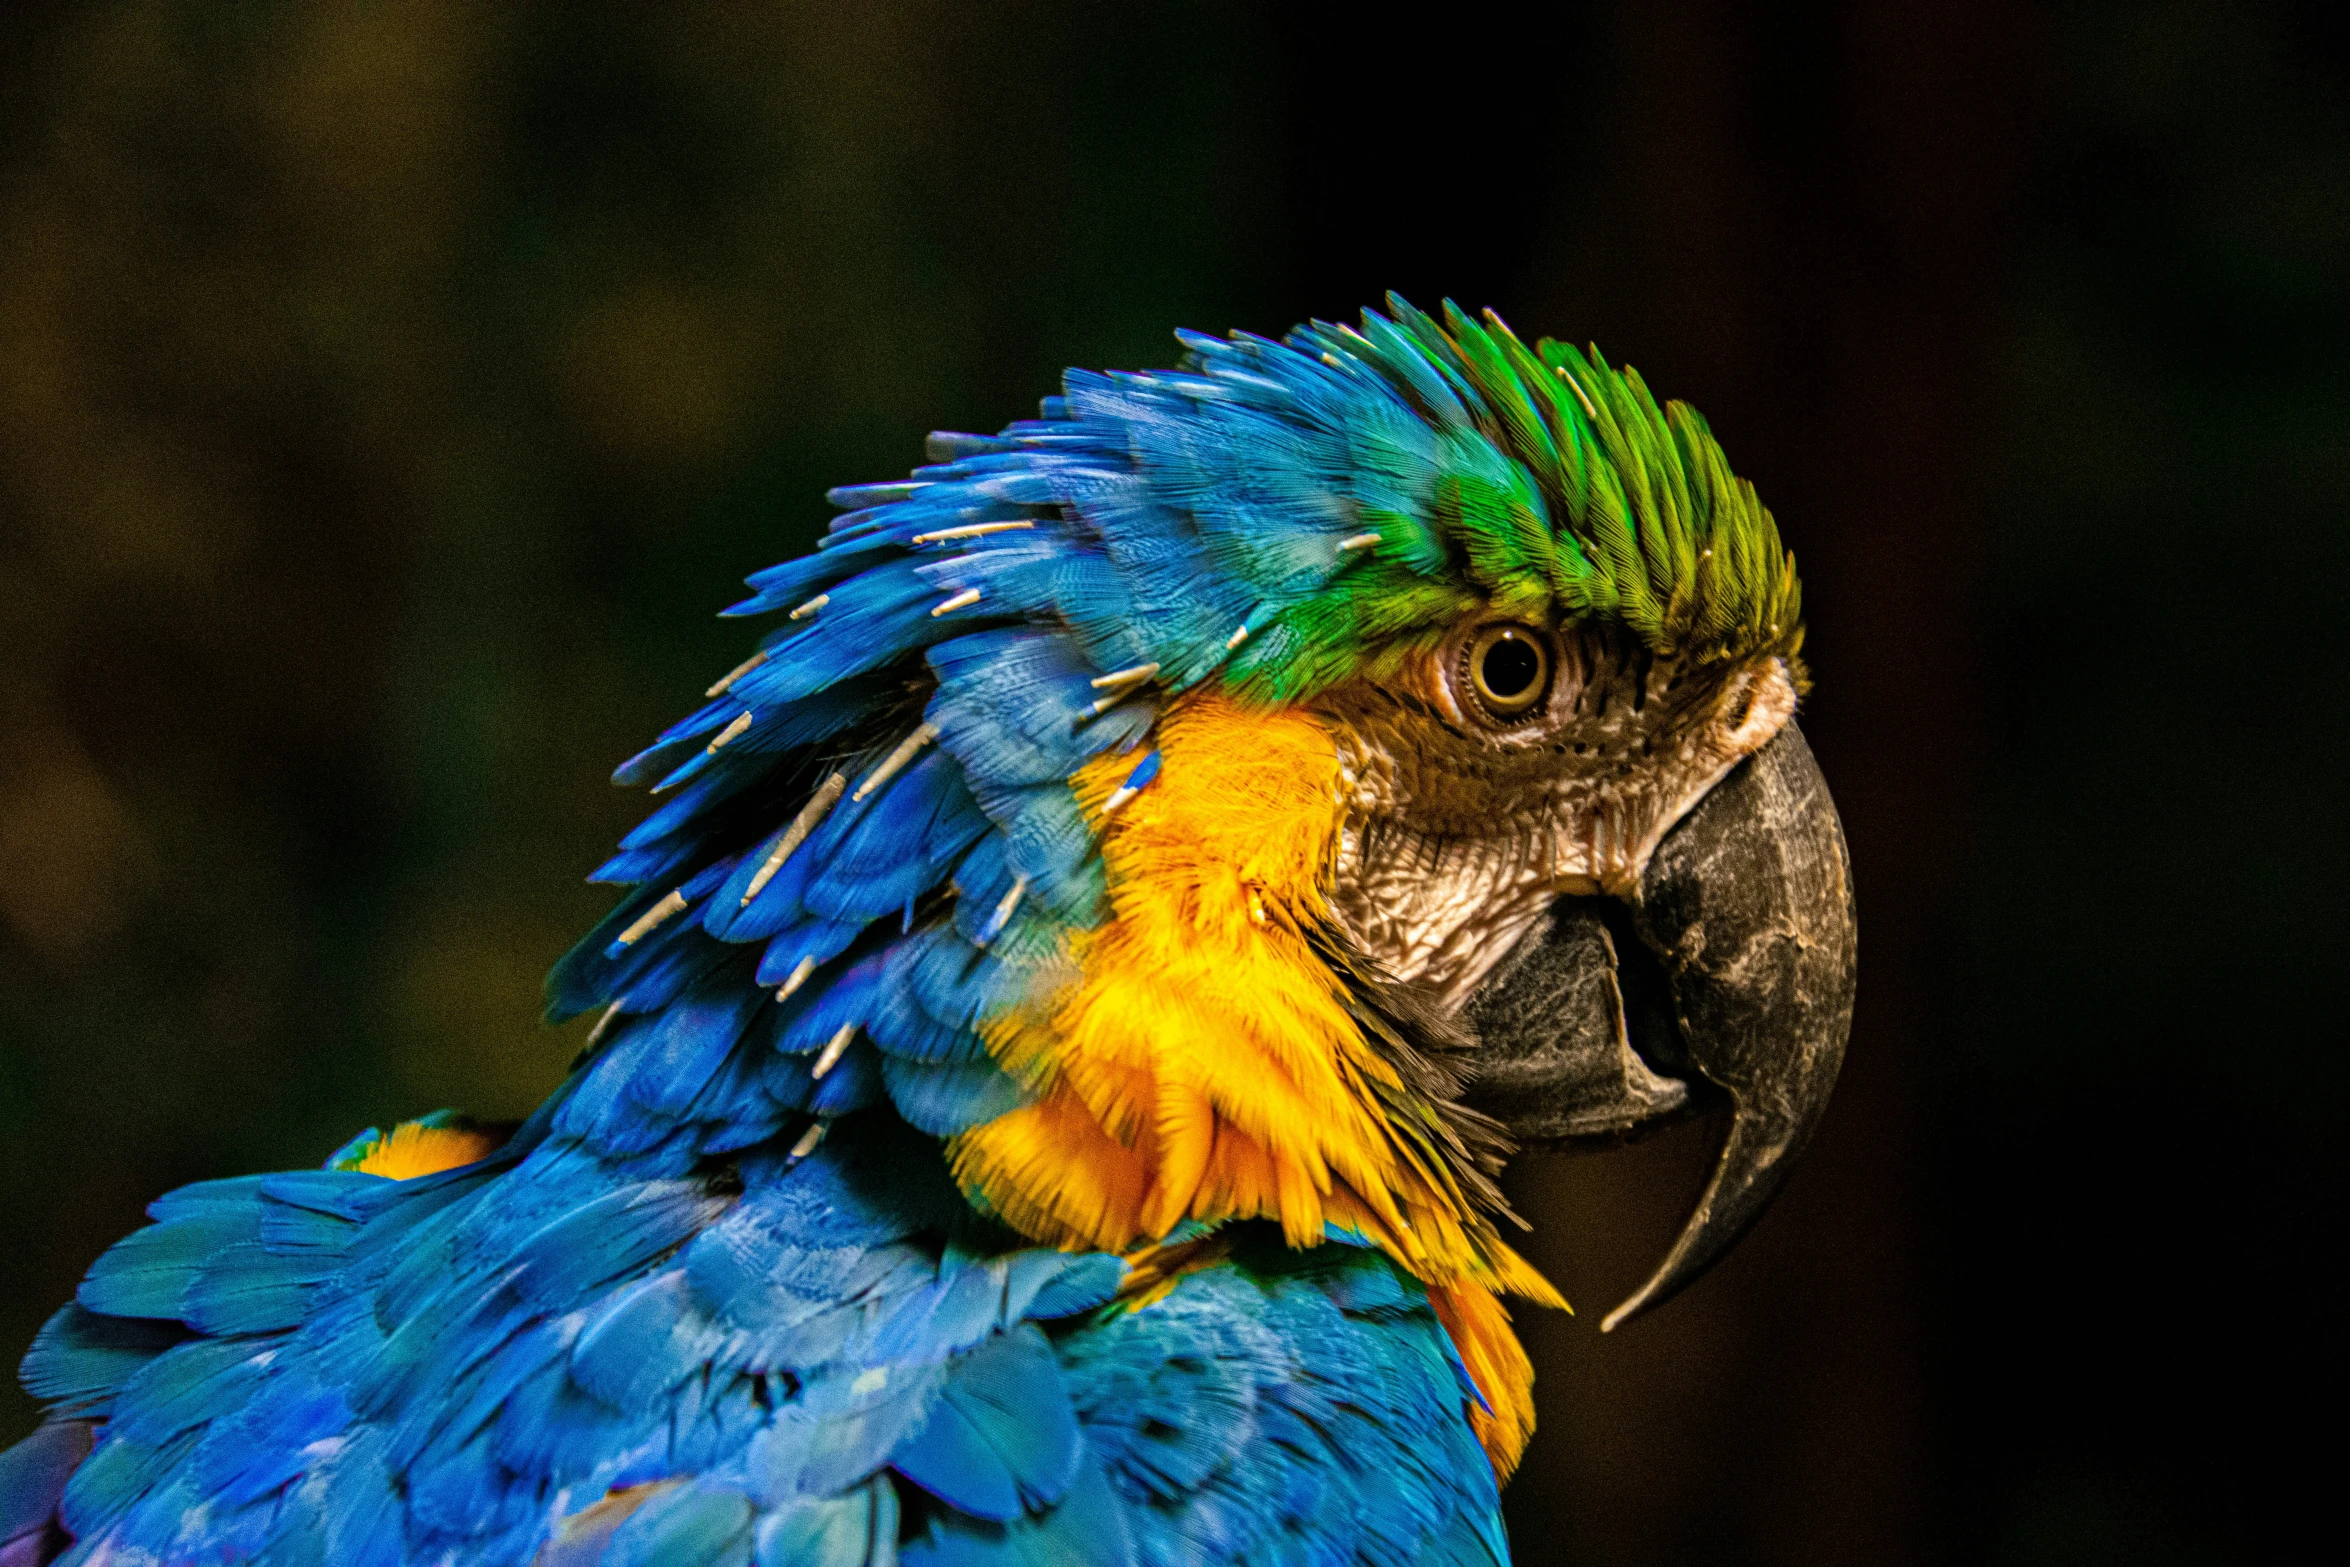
top-left (2, 2), bottom-right (2338, 1562)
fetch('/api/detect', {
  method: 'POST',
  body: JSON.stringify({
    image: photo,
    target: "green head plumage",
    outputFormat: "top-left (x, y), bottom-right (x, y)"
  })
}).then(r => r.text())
top-left (1198, 297), bottom-right (1803, 703)
top-left (694, 295), bottom-right (1804, 726)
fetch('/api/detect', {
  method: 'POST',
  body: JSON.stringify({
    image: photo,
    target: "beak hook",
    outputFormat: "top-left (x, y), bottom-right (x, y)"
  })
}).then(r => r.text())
top-left (1602, 723), bottom-right (1857, 1330)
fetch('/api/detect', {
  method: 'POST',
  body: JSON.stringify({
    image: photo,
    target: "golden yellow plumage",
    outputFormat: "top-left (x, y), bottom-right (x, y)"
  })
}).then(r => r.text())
top-left (948, 691), bottom-right (1563, 1472)
top-left (348, 1120), bottom-right (504, 1181)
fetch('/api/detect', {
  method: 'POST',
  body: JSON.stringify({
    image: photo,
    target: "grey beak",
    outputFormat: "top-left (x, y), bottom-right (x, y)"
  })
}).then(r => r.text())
top-left (1462, 723), bottom-right (1858, 1331)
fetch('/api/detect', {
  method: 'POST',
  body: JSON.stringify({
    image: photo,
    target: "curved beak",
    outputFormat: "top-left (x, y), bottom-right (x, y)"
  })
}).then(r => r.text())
top-left (1462, 723), bottom-right (1858, 1331)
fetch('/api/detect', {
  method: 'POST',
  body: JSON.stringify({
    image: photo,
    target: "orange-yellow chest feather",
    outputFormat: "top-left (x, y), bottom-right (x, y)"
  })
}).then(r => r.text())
top-left (345, 1120), bottom-right (503, 1181)
top-left (951, 694), bottom-right (1378, 1252)
top-left (945, 693), bottom-right (1562, 1472)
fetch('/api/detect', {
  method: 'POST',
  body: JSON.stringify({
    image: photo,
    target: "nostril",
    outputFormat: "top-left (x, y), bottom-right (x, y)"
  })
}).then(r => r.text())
top-left (1723, 679), bottom-right (1756, 734)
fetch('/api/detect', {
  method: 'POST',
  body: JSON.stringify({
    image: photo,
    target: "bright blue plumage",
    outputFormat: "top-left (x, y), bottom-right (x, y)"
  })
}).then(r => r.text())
top-left (8, 301), bottom-right (1541, 1566)
top-left (18, 1117), bottom-right (1498, 1565)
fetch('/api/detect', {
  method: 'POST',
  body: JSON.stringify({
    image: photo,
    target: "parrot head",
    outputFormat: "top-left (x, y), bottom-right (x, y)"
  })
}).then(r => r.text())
top-left (559, 295), bottom-right (1856, 1472)
top-left (1305, 537), bottom-right (1855, 1335)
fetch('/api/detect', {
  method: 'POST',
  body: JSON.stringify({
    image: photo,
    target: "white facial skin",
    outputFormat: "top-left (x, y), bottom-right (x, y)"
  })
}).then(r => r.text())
top-left (1315, 617), bottom-right (1798, 1007)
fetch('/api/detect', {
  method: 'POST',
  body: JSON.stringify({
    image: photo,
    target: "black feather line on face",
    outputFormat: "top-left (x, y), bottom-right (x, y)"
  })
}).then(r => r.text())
top-left (1300, 923), bottom-right (1526, 1232)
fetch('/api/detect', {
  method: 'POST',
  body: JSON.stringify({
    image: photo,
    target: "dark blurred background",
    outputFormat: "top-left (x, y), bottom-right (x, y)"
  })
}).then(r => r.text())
top-left (1, 2), bottom-right (2339, 1562)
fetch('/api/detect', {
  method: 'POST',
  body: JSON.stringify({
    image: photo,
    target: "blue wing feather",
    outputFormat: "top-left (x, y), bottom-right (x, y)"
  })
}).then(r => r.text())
top-left (23, 1136), bottom-right (1509, 1566)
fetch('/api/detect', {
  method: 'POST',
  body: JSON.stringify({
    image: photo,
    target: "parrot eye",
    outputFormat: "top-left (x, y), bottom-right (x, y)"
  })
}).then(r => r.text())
top-left (1464, 624), bottom-right (1552, 721)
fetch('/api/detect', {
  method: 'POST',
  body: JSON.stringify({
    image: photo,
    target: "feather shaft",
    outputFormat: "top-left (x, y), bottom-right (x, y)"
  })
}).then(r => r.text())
top-left (930, 587), bottom-right (983, 618)
top-left (583, 1001), bottom-right (623, 1047)
top-left (705, 711), bottom-right (754, 754)
top-left (912, 520), bottom-right (1036, 544)
top-left (705, 651), bottom-right (768, 697)
top-left (741, 773), bottom-right (847, 905)
top-left (615, 889), bottom-right (688, 947)
top-left (853, 723), bottom-right (939, 803)
top-left (976, 874), bottom-right (1028, 948)
top-left (1088, 662), bottom-right (1159, 691)
top-left (812, 1024), bottom-right (857, 1079)
top-left (774, 954), bottom-right (818, 1002)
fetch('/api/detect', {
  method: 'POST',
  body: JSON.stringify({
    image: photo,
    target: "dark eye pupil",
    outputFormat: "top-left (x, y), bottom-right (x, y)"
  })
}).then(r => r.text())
top-left (1481, 637), bottom-right (1541, 697)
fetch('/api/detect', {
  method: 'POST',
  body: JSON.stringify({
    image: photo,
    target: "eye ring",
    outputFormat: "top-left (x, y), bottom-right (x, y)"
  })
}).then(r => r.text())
top-left (1464, 623), bottom-right (1552, 721)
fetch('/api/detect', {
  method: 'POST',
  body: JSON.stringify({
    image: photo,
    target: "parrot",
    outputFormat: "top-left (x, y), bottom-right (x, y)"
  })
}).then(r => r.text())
top-left (0, 296), bottom-right (1856, 1567)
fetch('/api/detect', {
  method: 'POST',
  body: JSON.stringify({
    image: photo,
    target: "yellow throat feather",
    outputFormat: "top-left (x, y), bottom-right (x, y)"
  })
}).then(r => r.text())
top-left (947, 692), bottom-right (1565, 1471)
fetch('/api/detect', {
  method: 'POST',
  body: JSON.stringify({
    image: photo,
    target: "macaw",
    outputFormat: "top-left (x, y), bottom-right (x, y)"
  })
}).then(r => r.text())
top-left (1, 297), bottom-right (1855, 1567)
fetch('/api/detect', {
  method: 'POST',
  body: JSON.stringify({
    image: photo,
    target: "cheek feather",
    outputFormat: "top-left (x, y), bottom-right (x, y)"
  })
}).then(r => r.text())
top-left (1325, 648), bottom-right (1804, 996)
